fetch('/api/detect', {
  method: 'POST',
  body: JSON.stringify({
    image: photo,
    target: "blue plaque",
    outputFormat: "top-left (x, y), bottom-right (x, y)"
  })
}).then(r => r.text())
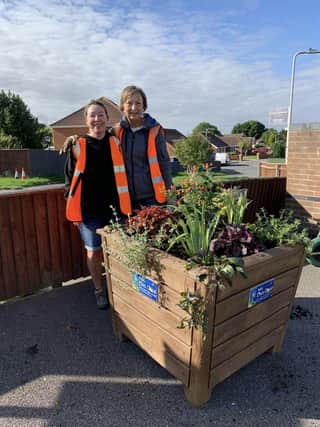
top-left (132, 272), bottom-right (158, 302)
top-left (248, 278), bottom-right (274, 308)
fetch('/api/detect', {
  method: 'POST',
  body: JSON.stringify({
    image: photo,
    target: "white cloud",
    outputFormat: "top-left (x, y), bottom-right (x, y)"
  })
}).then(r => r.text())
top-left (0, 0), bottom-right (319, 133)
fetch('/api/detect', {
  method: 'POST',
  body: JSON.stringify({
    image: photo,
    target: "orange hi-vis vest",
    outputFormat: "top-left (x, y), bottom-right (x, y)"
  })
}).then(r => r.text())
top-left (66, 137), bottom-right (132, 222)
top-left (111, 124), bottom-right (167, 204)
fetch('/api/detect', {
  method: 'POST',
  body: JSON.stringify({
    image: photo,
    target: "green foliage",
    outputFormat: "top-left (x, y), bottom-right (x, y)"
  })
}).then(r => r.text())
top-left (238, 138), bottom-right (251, 154)
top-left (192, 122), bottom-right (222, 137)
top-left (168, 202), bottom-right (221, 262)
top-left (248, 209), bottom-right (311, 251)
top-left (169, 168), bottom-right (223, 218)
top-left (107, 209), bottom-right (151, 275)
top-left (0, 90), bottom-right (51, 148)
top-left (271, 139), bottom-right (286, 158)
top-left (177, 291), bottom-right (207, 330)
top-left (215, 187), bottom-right (250, 225)
top-left (0, 176), bottom-right (64, 189)
top-left (0, 130), bottom-right (22, 148)
top-left (174, 134), bottom-right (211, 170)
top-left (261, 128), bottom-right (286, 158)
top-left (232, 120), bottom-right (266, 139)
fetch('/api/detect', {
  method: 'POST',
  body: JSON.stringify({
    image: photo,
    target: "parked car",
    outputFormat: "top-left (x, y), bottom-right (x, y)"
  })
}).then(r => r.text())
top-left (214, 152), bottom-right (230, 165)
top-left (251, 146), bottom-right (269, 154)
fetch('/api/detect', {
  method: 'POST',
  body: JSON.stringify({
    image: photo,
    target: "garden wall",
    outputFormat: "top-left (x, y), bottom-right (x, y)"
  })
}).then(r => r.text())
top-left (0, 178), bottom-right (286, 300)
top-left (286, 123), bottom-right (320, 222)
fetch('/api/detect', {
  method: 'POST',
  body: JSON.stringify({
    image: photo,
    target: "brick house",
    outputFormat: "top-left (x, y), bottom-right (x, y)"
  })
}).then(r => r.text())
top-left (50, 97), bottom-right (121, 151)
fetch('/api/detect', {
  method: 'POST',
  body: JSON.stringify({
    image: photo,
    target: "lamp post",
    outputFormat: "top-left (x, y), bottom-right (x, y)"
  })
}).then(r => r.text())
top-left (285, 48), bottom-right (320, 162)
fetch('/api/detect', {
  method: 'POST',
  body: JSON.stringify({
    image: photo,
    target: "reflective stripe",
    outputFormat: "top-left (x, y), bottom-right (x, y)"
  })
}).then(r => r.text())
top-left (73, 143), bottom-right (80, 159)
top-left (114, 165), bottom-right (126, 173)
top-left (110, 135), bottom-right (121, 148)
top-left (150, 127), bottom-right (158, 139)
top-left (149, 156), bottom-right (157, 164)
top-left (118, 186), bottom-right (129, 193)
top-left (152, 176), bottom-right (163, 184)
top-left (74, 169), bottom-right (81, 177)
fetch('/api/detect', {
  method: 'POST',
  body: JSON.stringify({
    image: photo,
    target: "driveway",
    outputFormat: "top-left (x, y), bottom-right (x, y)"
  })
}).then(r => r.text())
top-left (0, 264), bottom-right (319, 427)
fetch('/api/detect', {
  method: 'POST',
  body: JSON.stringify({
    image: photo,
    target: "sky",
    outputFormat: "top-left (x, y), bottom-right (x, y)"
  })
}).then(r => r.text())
top-left (1, 0), bottom-right (320, 134)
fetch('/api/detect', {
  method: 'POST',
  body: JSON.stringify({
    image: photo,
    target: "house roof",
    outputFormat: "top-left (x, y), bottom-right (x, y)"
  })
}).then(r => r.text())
top-left (164, 129), bottom-right (186, 142)
top-left (50, 97), bottom-right (121, 128)
top-left (219, 134), bottom-right (254, 147)
top-left (206, 134), bottom-right (229, 149)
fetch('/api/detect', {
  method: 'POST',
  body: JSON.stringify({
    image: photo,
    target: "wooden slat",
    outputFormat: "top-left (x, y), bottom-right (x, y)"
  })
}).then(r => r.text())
top-left (104, 231), bottom-right (197, 294)
top-left (114, 313), bottom-right (190, 385)
top-left (214, 287), bottom-right (294, 346)
top-left (8, 196), bottom-right (29, 295)
top-left (21, 195), bottom-right (41, 293)
top-left (46, 192), bottom-right (63, 286)
top-left (113, 296), bottom-right (191, 365)
top-left (109, 257), bottom-right (186, 317)
top-left (57, 193), bottom-right (73, 281)
top-left (215, 267), bottom-right (299, 324)
top-left (69, 220), bottom-right (83, 279)
top-left (212, 308), bottom-right (288, 367)
top-left (217, 246), bottom-right (304, 301)
top-left (210, 326), bottom-right (283, 388)
top-left (0, 198), bottom-right (17, 299)
top-left (33, 193), bottom-right (52, 286)
top-left (112, 279), bottom-right (192, 345)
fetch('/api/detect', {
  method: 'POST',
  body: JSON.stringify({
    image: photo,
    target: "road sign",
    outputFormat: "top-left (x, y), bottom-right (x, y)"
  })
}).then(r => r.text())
top-left (268, 108), bottom-right (288, 126)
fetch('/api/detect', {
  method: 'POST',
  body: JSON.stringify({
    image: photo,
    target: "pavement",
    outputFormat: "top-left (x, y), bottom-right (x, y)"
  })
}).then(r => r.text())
top-left (0, 263), bottom-right (320, 427)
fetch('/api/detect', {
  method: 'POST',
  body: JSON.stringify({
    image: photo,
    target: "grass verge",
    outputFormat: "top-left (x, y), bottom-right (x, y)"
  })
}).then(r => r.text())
top-left (0, 176), bottom-right (64, 190)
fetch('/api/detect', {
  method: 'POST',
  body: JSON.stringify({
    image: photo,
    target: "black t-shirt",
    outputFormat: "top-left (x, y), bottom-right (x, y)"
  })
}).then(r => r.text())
top-left (80, 134), bottom-right (119, 219)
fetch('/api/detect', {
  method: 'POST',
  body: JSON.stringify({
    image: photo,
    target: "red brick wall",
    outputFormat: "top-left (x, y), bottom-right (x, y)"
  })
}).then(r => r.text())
top-left (52, 127), bottom-right (88, 151)
top-left (286, 125), bottom-right (320, 222)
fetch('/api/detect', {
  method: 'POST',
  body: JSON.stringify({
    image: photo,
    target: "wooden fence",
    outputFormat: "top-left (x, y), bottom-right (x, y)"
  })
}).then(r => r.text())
top-left (0, 185), bottom-right (88, 300)
top-left (0, 178), bottom-right (286, 301)
top-left (259, 161), bottom-right (287, 178)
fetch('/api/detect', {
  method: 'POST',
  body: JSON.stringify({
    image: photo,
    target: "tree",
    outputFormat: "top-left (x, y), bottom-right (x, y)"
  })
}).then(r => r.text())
top-left (174, 135), bottom-right (211, 170)
top-left (0, 90), bottom-right (51, 148)
top-left (261, 128), bottom-right (286, 158)
top-left (0, 130), bottom-right (22, 149)
top-left (261, 128), bottom-right (277, 146)
top-left (232, 120), bottom-right (266, 139)
top-left (238, 138), bottom-right (251, 155)
top-left (192, 122), bottom-right (222, 137)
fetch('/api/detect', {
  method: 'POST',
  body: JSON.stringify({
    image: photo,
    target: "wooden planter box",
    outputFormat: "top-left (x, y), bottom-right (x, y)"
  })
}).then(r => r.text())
top-left (98, 229), bottom-right (305, 407)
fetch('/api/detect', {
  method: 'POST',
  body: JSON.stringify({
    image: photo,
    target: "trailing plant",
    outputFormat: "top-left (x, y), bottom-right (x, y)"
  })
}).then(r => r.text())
top-left (177, 256), bottom-right (246, 330)
top-left (177, 291), bottom-right (208, 330)
top-left (106, 207), bottom-right (152, 275)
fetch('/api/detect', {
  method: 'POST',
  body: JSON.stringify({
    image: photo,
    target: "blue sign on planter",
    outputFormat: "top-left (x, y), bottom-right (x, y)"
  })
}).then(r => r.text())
top-left (248, 278), bottom-right (274, 308)
top-left (132, 272), bottom-right (158, 302)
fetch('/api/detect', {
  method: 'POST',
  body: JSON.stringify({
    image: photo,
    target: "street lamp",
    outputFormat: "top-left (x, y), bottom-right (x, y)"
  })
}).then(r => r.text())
top-left (285, 48), bottom-right (320, 162)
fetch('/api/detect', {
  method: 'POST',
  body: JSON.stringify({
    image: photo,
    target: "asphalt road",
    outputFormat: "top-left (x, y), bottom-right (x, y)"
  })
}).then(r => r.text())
top-left (221, 159), bottom-right (260, 179)
top-left (1, 263), bottom-right (320, 427)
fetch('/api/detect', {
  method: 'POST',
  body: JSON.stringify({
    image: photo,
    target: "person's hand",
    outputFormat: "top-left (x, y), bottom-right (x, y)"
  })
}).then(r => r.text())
top-left (72, 221), bottom-right (81, 228)
top-left (59, 135), bottom-right (78, 155)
